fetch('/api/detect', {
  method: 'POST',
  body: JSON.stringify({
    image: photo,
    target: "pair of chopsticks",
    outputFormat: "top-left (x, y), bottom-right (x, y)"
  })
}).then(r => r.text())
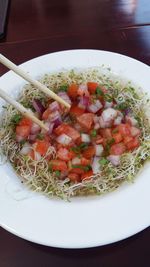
top-left (0, 54), bottom-right (71, 131)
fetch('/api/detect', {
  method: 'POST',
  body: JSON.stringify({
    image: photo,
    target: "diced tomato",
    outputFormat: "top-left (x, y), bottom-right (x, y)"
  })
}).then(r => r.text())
top-left (126, 137), bottom-right (140, 151)
top-left (57, 148), bottom-right (75, 161)
top-left (112, 133), bottom-right (123, 144)
top-left (50, 160), bottom-right (67, 171)
top-left (100, 128), bottom-right (112, 139)
top-left (19, 117), bottom-right (32, 127)
top-left (81, 157), bottom-right (91, 165)
top-left (34, 140), bottom-right (50, 156)
top-left (95, 135), bottom-right (104, 144)
top-left (16, 125), bottom-right (31, 138)
top-left (42, 108), bottom-right (51, 120)
top-left (69, 168), bottom-right (84, 175)
top-left (75, 136), bottom-right (82, 145)
top-left (81, 170), bottom-right (93, 181)
top-left (82, 146), bottom-right (95, 159)
top-left (123, 136), bottom-right (133, 145)
top-left (77, 113), bottom-right (94, 130)
top-left (54, 123), bottom-right (80, 141)
top-left (87, 82), bottom-right (99, 94)
top-left (68, 173), bottom-right (81, 182)
top-left (118, 123), bottom-right (131, 136)
top-left (68, 84), bottom-right (78, 99)
top-left (110, 143), bottom-right (126, 155)
top-left (70, 105), bottom-right (85, 116)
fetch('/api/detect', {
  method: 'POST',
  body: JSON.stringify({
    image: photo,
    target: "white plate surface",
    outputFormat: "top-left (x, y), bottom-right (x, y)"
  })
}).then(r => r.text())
top-left (0, 50), bottom-right (150, 248)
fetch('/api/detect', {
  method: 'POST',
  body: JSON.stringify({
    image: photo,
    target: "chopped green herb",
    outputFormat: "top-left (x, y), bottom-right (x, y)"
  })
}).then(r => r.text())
top-left (91, 129), bottom-right (97, 137)
top-left (19, 140), bottom-right (26, 145)
top-left (104, 94), bottom-right (113, 102)
top-left (99, 158), bottom-right (109, 165)
top-left (11, 114), bottom-right (22, 124)
top-left (71, 143), bottom-right (88, 154)
top-left (55, 170), bottom-right (61, 177)
top-left (58, 85), bottom-right (68, 92)
top-left (112, 128), bottom-right (118, 134)
top-left (72, 164), bottom-right (92, 171)
top-left (79, 143), bottom-right (88, 150)
top-left (37, 133), bottom-right (44, 140)
top-left (84, 165), bottom-right (92, 171)
top-left (115, 102), bottom-right (128, 111)
top-left (96, 87), bottom-right (104, 96)
top-left (108, 138), bottom-right (115, 146)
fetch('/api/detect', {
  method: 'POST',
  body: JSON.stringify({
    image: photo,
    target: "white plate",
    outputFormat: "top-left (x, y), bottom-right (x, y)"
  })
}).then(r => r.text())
top-left (0, 50), bottom-right (150, 248)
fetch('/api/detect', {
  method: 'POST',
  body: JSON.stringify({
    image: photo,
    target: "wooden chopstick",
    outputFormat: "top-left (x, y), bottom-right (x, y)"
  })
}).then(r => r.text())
top-left (0, 88), bottom-right (49, 131)
top-left (0, 53), bottom-right (71, 109)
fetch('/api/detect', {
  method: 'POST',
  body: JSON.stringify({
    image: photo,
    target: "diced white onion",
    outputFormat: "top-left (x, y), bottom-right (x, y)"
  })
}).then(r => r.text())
top-left (104, 101), bottom-right (113, 108)
top-left (49, 101), bottom-right (60, 112)
top-left (30, 123), bottom-right (41, 134)
top-left (34, 151), bottom-right (42, 161)
top-left (94, 122), bottom-right (100, 130)
top-left (72, 157), bottom-right (81, 165)
top-left (20, 143), bottom-right (32, 155)
top-left (101, 108), bottom-right (117, 122)
top-left (99, 116), bottom-right (110, 128)
top-left (56, 134), bottom-right (72, 145)
top-left (81, 133), bottom-right (91, 143)
top-left (88, 100), bottom-right (103, 113)
top-left (92, 156), bottom-right (101, 174)
top-left (95, 144), bottom-right (104, 156)
top-left (107, 155), bottom-right (120, 166)
top-left (125, 115), bottom-right (138, 126)
top-left (58, 92), bottom-right (72, 105)
top-left (114, 116), bottom-right (122, 125)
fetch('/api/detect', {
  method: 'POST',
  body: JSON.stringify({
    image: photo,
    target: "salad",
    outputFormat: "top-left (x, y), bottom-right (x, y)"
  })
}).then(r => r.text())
top-left (0, 68), bottom-right (150, 199)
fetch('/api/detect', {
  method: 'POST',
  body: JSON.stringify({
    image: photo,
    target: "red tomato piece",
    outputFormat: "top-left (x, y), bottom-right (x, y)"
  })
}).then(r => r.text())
top-left (112, 133), bottom-right (123, 144)
top-left (57, 148), bottom-right (75, 161)
top-left (69, 168), bottom-right (84, 175)
top-left (95, 135), bottom-right (104, 144)
top-left (68, 173), bottom-right (81, 182)
top-left (123, 136), bottom-right (133, 145)
top-left (50, 160), bottom-right (67, 171)
top-left (54, 123), bottom-right (80, 141)
top-left (16, 125), bottom-right (31, 138)
top-left (34, 140), bottom-right (50, 156)
top-left (100, 128), bottom-right (112, 139)
top-left (126, 137), bottom-right (140, 151)
top-left (77, 113), bottom-right (94, 130)
top-left (42, 108), bottom-right (51, 120)
top-left (70, 105), bottom-right (85, 116)
top-left (81, 157), bottom-right (91, 165)
top-left (87, 82), bottom-right (99, 94)
top-left (118, 123), bottom-right (131, 136)
top-left (82, 146), bottom-right (95, 159)
top-left (19, 117), bottom-right (32, 127)
top-left (81, 170), bottom-right (93, 181)
top-left (68, 84), bottom-right (78, 99)
top-left (110, 142), bottom-right (126, 155)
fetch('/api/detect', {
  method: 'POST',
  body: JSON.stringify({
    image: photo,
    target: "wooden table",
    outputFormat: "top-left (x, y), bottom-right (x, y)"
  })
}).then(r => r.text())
top-left (0, 1), bottom-right (149, 266)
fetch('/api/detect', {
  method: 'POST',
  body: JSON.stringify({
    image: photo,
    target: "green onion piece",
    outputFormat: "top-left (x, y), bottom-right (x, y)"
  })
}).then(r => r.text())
top-left (55, 170), bottom-right (61, 177)
top-left (59, 85), bottom-right (68, 92)
top-left (112, 128), bottom-right (118, 134)
top-left (96, 87), bottom-right (104, 96)
top-left (37, 133), bottom-right (44, 140)
top-left (72, 164), bottom-right (92, 171)
top-left (99, 158), bottom-right (109, 165)
top-left (91, 129), bottom-right (97, 137)
top-left (19, 140), bottom-right (26, 145)
top-left (11, 114), bottom-right (22, 124)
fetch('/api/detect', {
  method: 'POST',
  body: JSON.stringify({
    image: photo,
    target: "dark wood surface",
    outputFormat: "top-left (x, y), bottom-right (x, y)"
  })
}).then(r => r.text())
top-left (0, 0), bottom-right (150, 266)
